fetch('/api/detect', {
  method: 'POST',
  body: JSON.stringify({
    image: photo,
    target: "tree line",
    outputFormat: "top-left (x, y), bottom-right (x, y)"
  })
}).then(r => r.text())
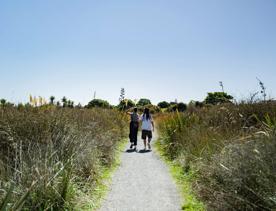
top-left (0, 92), bottom-right (235, 112)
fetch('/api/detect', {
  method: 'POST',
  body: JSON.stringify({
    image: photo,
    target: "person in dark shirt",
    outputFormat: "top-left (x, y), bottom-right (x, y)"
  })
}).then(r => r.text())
top-left (128, 107), bottom-right (139, 151)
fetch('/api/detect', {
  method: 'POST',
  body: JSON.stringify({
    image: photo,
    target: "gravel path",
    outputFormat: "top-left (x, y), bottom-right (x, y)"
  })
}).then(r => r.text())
top-left (99, 133), bottom-right (182, 211)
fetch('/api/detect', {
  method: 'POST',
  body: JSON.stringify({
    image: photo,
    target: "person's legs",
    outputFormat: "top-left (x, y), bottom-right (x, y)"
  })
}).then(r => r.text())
top-left (147, 131), bottom-right (153, 150)
top-left (147, 138), bottom-right (152, 150)
top-left (129, 122), bottom-right (135, 148)
top-left (143, 139), bottom-right (147, 149)
top-left (142, 130), bottom-right (147, 150)
top-left (133, 135), bottom-right (138, 150)
top-left (133, 123), bottom-right (138, 147)
top-left (129, 138), bottom-right (134, 149)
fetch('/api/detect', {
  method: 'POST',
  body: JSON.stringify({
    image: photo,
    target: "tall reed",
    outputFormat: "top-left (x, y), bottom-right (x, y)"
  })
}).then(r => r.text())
top-left (157, 102), bottom-right (276, 210)
top-left (0, 106), bottom-right (128, 210)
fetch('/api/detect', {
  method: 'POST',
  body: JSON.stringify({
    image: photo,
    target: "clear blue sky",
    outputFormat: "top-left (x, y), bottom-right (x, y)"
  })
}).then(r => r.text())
top-left (0, 0), bottom-right (275, 105)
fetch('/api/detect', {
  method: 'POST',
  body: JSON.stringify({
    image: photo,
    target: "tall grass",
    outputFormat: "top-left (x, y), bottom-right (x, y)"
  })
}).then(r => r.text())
top-left (0, 106), bottom-right (128, 210)
top-left (157, 102), bottom-right (276, 210)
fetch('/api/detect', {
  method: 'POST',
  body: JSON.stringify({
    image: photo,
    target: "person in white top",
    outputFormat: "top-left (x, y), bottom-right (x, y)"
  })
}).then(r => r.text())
top-left (140, 108), bottom-right (154, 150)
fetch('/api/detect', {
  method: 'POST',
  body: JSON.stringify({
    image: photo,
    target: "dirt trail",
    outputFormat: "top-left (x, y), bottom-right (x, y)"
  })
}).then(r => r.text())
top-left (99, 133), bottom-right (182, 211)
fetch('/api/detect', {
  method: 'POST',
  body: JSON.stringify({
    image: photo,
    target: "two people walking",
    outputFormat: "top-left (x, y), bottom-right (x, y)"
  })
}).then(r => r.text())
top-left (128, 108), bottom-right (154, 151)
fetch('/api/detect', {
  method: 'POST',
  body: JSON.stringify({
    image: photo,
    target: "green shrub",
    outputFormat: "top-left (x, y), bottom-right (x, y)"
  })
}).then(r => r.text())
top-left (204, 92), bottom-right (233, 105)
top-left (134, 104), bottom-right (161, 114)
top-left (166, 102), bottom-right (187, 112)
top-left (86, 99), bottom-right (111, 109)
top-left (137, 98), bottom-right (151, 106)
top-left (117, 99), bottom-right (135, 110)
top-left (158, 101), bottom-right (170, 109)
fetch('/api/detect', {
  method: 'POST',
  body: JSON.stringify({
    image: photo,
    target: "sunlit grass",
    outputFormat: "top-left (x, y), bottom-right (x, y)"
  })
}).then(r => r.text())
top-left (155, 140), bottom-right (205, 211)
top-left (0, 106), bottom-right (128, 210)
top-left (75, 139), bottom-right (128, 211)
top-left (156, 102), bottom-right (276, 210)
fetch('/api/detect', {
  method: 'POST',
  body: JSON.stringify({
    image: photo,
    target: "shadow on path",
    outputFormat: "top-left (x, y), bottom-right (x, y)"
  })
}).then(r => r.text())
top-left (138, 149), bottom-right (152, 153)
top-left (125, 149), bottom-right (137, 153)
top-left (125, 149), bottom-right (152, 153)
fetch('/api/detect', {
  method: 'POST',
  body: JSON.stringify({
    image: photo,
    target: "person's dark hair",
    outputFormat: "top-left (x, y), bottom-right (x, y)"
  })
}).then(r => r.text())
top-left (143, 108), bottom-right (151, 120)
top-left (134, 107), bottom-right (138, 112)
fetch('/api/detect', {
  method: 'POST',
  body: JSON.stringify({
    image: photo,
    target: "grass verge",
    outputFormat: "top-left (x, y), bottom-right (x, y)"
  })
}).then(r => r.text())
top-left (154, 139), bottom-right (205, 211)
top-left (77, 139), bottom-right (128, 210)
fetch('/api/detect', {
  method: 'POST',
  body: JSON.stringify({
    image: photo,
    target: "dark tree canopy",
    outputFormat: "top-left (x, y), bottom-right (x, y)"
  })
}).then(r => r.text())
top-left (205, 92), bottom-right (233, 105)
top-left (117, 99), bottom-right (135, 110)
top-left (0, 99), bottom-right (7, 105)
top-left (86, 99), bottom-right (111, 109)
top-left (49, 96), bottom-right (55, 105)
top-left (177, 102), bottom-right (187, 112)
top-left (195, 101), bottom-right (204, 108)
top-left (137, 98), bottom-right (152, 106)
top-left (167, 102), bottom-right (187, 112)
top-left (157, 101), bottom-right (170, 108)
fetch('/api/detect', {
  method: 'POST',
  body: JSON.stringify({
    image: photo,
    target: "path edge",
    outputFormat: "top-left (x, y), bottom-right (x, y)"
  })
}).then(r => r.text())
top-left (154, 139), bottom-right (206, 211)
top-left (82, 138), bottom-right (128, 211)
top-left (96, 139), bottom-right (128, 210)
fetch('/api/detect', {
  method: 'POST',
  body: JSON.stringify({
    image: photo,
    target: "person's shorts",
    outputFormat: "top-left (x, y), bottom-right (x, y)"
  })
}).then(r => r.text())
top-left (142, 130), bottom-right (152, 140)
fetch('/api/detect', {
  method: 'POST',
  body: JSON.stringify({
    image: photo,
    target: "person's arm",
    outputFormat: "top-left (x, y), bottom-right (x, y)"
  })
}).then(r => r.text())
top-left (151, 120), bottom-right (155, 132)
top-left (125, 107), bottom-right (134, 115)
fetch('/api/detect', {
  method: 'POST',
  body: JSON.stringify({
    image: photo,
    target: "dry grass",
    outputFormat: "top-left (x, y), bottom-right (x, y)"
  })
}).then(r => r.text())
top-left (0, 105), bottom-right (128, 210)
top-left (157, 102), bottom-right (276, 210)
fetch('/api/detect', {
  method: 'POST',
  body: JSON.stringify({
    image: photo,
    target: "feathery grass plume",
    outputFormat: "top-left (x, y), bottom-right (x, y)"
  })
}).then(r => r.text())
top-left (125, 99), bottom-right (128, 107)
top-left (33, 96), bottom-right (38, 107)
top-left (38, 96), bottom-right (43, 106)
top-left (42, 98), bottom-right (47, 105)
top-left (29, 95), bottom-right (33, 105)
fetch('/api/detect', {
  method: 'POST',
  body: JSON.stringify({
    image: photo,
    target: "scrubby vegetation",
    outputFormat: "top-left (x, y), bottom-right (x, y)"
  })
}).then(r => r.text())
top-left (0, 105), bottom-right (127, 210)
top-left (204, 92), bottom-right (233, 105)
top-left (86, 99), bottom-right (112, 109)
top-left (117, 99), bottom-right (136, 110)
top-left (137, 98), bottom-right (152, 107)
top-left (1, 87), bottom-right (275, 210)
top-left (157, 101), bottom-right (276, 210)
